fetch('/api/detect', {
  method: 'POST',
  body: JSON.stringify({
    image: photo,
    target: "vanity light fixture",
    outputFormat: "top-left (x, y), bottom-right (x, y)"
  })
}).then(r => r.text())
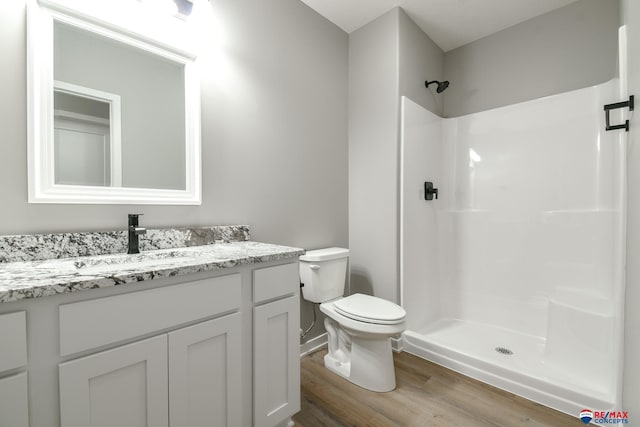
top-left (174, 0), bottom-right (194, 17)
top-left (138, 0), bottom-right (195, 19)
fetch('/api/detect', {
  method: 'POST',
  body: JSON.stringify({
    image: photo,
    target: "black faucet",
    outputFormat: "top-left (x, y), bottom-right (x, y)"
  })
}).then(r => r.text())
top-left (127, 214), bottom-right (147, 254)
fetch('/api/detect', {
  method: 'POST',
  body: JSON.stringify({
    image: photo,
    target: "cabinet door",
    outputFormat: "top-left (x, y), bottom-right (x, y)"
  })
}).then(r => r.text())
top-left (0, 372), bottom-right (29, 427)
top-left (59, 334), bottom-right (168, 427)
top-left (253, 295), bottom-right (300, 427)
top-left (168, 313), bottom-right (242, 427)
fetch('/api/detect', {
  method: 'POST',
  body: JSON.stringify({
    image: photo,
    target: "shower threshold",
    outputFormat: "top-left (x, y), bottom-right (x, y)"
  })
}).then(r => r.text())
top-left (403, 319), bottom-right (616, 416)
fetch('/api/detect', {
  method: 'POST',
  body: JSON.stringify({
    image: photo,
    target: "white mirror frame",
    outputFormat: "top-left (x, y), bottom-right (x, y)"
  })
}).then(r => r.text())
top-left (27, 0), bottom-right (202, 205)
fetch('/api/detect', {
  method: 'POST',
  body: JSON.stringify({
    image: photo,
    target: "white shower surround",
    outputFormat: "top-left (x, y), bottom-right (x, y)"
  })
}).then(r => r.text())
top-left (400, 28), bottom-right (628, 416)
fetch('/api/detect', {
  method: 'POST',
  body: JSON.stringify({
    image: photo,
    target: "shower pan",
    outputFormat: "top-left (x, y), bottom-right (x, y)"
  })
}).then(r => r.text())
top-left (399, 27), bottom-right (629, 416)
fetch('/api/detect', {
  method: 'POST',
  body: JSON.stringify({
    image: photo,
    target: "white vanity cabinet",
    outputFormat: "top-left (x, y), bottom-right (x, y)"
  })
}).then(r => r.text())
top-left (252, 263), bottom-right (301, 427)
top-left (58, 274), bottom-right (243, 427)
top-left (0, 258), bottom-right (300, 427)
top-left (59, 313), bottom-right (242, 427)
top-left (0, 311), bottom-right (29, 427)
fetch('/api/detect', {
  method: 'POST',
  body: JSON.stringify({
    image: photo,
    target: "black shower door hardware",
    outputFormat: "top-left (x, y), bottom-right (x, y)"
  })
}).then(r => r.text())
top-left (424, 182), bottom-right (438, 200)
top-left (604, 95), bottom-right (634, 132)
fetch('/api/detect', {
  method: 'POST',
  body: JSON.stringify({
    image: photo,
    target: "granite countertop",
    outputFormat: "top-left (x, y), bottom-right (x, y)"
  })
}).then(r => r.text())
top-left (0, 241), bottom-right (304, 303)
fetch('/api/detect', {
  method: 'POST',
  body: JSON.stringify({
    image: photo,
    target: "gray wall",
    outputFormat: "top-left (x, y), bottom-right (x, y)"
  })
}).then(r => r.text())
top-left (348, 9), bottom-right (400, 302)
top-left (200, 0), bottom-right (348, 250)
top-left (622, 0), bottom-right (640, 414)
top-left (398, 9), bottom-right (445, 116)
top-left (348, 8), bottom-right (445, 303)
top-left (443, 0), bottom-right (620, 117)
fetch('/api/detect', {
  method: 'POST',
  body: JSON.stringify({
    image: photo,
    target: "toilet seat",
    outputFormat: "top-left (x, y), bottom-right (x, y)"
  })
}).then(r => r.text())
top-left (333, 294), bottom-right (406, 325)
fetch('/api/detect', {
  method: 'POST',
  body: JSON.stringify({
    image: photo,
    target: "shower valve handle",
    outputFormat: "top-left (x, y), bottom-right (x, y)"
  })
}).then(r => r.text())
top-left (424, 182), bottom-right (438, 201)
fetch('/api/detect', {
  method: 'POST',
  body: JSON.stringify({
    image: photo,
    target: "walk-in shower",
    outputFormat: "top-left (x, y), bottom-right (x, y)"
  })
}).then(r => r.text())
top-left (400, 27), bottom-right (629, 415)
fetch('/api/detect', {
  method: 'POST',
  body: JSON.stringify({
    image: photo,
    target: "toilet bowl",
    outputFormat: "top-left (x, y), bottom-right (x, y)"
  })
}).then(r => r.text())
top-left (299, 248), bottom-right (406, 392)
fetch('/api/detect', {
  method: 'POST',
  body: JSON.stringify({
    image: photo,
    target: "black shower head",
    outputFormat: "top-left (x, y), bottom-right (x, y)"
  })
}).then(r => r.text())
top-left (425, 80), bottom-right (449, 93)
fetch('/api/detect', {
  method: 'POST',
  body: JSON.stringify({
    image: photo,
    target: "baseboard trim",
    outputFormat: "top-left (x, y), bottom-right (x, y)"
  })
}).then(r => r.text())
top-left (300, 333), bottom-right (328, 358)
top-left (300, 333), bottom-right (403, 357)
top-left (392, 335), bottom-right (404, 353)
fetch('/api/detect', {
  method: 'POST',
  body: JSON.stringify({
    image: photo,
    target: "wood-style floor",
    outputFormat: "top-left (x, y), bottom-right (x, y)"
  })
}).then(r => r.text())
top-left (293, 349), bottom-right (584, 427)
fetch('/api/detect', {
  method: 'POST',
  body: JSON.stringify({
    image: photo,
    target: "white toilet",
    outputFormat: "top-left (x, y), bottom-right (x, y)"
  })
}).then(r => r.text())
top-left (299, 247), bottom-right (406, 392)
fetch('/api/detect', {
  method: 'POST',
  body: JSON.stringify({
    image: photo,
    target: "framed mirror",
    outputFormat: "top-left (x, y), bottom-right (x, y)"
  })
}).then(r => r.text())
top-left (27, 0), bottom-right (201, 204)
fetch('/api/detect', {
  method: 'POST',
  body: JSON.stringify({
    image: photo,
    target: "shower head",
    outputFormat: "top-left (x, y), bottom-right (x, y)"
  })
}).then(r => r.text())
top-left (425, 80), bottom-right (449, 93)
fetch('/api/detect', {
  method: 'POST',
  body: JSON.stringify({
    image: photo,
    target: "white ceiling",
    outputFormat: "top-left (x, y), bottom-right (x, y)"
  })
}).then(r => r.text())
top-left (299, 0), bottom-right (581, 52)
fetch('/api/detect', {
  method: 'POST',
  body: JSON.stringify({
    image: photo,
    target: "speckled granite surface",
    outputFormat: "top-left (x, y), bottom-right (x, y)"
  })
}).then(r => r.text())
top-left (0, 225), bottom-right (250, 263)
top-left (0, 241), bottom-right (304, 303)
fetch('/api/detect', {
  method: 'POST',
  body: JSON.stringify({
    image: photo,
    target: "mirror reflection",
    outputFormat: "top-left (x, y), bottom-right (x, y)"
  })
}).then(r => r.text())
top-left (53, 21), bottom-right (187, 191)
top-left (54, 88), bottom-right (116, 187)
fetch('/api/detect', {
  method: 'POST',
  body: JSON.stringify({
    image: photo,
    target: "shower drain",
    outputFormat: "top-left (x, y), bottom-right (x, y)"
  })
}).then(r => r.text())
top-left (495, 346), bottom-right (514, 355)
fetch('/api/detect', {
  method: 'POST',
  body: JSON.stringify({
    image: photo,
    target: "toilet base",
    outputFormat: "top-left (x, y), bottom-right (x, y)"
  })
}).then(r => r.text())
top-left (324, 352), bottom-right (352, 379)
top-left (323, 318), bottom-right (397, 392)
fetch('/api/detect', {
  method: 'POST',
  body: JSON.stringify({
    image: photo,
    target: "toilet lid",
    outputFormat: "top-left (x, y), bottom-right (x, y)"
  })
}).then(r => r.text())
top-left (333, 294), bottom-right (406, 325)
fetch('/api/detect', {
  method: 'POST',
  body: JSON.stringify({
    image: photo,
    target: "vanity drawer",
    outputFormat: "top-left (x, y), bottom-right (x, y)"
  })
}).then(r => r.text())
top-left (0, 311), bottom-right (27, 372)
top-left (253, 263), bottom-right (299, 304)
top-left (60, 273), bottom-right (241, 356)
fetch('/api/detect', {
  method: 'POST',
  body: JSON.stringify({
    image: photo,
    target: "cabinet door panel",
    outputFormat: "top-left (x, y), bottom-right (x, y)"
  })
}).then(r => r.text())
top-left (254, 295), bottom-right (300, 427)
top-left (0, 372), bottom-right (29, 427)
top-left (59, 334), bottom-right (168, 427)
top-left (0, 311), bottom-right (27, 372)
top-left (168, 313), bottom-right (242, 427)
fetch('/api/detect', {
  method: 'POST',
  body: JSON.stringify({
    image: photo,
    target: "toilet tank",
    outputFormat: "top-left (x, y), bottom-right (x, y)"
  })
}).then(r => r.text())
top-left (299, 247), bottom-right (349, 303)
